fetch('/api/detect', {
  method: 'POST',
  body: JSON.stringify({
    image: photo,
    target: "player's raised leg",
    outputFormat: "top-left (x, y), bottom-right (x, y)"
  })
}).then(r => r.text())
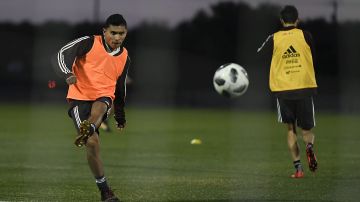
top-left (75, 101), bottom-right (108, 146)
top-left (100, 104), bottom-right (113, 132)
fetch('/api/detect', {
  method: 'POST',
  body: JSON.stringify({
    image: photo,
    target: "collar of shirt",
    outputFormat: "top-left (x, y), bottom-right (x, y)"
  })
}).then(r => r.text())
top-left (280, 26), bottom-right (297, 31)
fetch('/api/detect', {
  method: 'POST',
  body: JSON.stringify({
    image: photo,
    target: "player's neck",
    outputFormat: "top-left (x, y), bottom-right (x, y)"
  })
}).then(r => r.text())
top-left (102, 34), bottom-right (114, 52)
top-left (283, 23), bottom-right (297, 27)
top-left (104, 41), bottom-right (114, 52)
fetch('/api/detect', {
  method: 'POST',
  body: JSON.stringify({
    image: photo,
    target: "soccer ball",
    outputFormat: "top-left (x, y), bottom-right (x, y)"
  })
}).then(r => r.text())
top-left (213, 63), bottom-right (249, 98)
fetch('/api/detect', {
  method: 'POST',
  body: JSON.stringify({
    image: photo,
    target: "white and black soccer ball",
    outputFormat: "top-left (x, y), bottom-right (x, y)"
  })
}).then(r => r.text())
top-left (213, 63), bottom-right (249, 98)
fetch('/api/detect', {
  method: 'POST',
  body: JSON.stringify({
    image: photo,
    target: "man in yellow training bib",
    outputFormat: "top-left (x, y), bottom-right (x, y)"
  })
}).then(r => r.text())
top-left (261, 5), bottom-right (318, 178)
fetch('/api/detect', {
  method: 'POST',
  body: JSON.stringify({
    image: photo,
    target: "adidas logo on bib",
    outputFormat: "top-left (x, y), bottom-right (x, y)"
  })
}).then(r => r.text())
top-left (282, 45), bottom-right (300, 59)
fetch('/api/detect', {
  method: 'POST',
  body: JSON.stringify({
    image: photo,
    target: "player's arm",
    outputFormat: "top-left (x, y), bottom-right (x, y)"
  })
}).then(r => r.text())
top-left (257, 34), bottom-right (274, 67)
top-left (257, 34), bottom-right (273, 53)
top-left (51, 36), bottom-right (94, 84)
top-left (113, 56), bottom-right (131, 130)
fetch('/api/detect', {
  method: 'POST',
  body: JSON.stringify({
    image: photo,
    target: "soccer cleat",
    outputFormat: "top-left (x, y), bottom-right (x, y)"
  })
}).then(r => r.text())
top-left (306, 144), bottom-right (318, 172)
top-left (290, 170), bottom-right (304, 178)
top-left (101, 189), bottom-right (120, 202)
top-left (74, 120), bottom-right (95, 147)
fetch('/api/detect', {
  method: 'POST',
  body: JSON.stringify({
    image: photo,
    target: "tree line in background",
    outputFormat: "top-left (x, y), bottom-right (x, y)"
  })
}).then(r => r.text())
top-left (1, 2), bottom-right (359, 111)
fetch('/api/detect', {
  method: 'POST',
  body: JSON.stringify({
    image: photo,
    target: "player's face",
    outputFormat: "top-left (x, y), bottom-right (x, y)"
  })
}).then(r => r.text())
top-left (103, 25), bottom-right (127, 50)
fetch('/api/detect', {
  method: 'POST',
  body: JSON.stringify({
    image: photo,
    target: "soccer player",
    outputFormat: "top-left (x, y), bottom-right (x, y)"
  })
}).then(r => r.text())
top-left (258, 5), bottom-right (318, 178)
top-left (53, 14), bottom-right (130, 201)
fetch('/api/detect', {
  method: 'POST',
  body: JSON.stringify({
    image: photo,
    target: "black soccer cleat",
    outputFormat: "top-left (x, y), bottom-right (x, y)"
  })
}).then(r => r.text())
top-left (101, 189), bottom-right (120, 202)
top-left (74, 120), bottom-right (95, 147)
top-left (306, 144), bottom-right (318, 172)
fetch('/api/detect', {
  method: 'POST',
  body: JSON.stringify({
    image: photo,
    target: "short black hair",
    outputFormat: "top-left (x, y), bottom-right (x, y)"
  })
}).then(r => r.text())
top-left (280, 5), bottom-right (298, 23)
top-left (104, 14), bottom-right (127, 28)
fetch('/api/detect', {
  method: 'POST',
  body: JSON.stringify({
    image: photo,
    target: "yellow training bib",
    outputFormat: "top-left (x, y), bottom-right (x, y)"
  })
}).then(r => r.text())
top-left (269, 28), bottom-right (317, 92)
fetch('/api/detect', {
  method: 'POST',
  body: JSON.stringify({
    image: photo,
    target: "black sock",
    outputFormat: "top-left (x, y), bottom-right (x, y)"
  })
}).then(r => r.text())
top-left (95, 176), bottom-right (110, 192)
top-left (293, 160), bottom-right (303, 171)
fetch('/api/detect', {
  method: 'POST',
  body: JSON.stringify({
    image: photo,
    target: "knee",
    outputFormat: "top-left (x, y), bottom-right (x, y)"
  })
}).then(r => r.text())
top-left (90, 111), bottom-right (105, 120)
top-left (302, 129), bottom-right (312, 136)
top-left (286, 123), bottom-right (294, 132)
top-left (86, 134), bottom-right (99, 148)
top-left (91, 102), bottom-right (107, 117)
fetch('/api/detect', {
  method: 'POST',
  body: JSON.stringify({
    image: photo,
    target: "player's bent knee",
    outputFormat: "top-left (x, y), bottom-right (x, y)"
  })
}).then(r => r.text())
top-left (86, 134), bottom-right (100, 147)
top-left (91, 102), bottom-right (108, 117)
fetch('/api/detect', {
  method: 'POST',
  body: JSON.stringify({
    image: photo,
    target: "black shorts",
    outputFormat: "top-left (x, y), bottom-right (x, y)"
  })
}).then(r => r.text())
top-left (68, 97), bottom-right (112, 135)
top-left (276, 96), bottom-right (316, 130)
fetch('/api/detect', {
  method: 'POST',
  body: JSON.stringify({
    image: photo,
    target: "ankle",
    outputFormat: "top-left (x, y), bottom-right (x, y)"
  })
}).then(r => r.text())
top-left (96, 176), bottom-right (110, 192)
top-left (90, 123), bottom-right (96, 133)
top-left (293, 160), bottom-right (303, 171)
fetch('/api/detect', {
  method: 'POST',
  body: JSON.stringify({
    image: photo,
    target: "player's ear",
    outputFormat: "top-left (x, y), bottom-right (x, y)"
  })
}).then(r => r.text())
top-left (103, 28), bottom-right (106, 34)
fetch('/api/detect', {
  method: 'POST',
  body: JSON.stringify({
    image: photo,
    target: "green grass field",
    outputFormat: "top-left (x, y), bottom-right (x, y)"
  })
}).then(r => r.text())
top-left (1, 104), bottom-right (360, 201)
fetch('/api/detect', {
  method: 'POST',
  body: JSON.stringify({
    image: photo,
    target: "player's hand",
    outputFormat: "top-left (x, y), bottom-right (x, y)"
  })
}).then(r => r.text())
top-left (115, 119), bottom-right (126, 131)
top-left (116, 122), bottom-right (126, 130)
top-left (66, 74), bottom-right (77, 85)
top-left (114, 115), bottom-right (126, 131)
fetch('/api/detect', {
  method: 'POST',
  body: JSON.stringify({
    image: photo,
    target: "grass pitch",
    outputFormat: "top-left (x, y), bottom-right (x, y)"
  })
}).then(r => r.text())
top-left (0, 104), bottom-right (360, 201)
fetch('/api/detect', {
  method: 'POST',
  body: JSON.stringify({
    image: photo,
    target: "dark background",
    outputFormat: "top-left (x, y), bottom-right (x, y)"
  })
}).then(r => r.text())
top-left (1, 1), bottom-right (359, 112)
